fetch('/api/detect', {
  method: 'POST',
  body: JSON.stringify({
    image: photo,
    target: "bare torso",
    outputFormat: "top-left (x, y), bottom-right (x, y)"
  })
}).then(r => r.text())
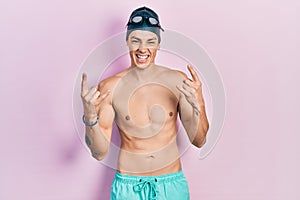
top-left (104, 65), bottom-right (185, 176)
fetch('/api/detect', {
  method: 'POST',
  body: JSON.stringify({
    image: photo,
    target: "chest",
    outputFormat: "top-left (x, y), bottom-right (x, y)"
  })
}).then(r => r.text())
top-left (112, 79), bottom-right (179, 127)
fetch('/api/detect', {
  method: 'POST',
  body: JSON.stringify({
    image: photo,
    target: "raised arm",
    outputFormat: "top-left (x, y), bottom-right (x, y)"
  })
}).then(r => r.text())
top-left (81, 73), bottom-right (115, 160)
top-left (176, 65), bottom-right (209, 148)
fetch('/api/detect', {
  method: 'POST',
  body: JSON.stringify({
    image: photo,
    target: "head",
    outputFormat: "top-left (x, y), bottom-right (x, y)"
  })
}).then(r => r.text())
top-left (126, 6), bottom-right (164, 69)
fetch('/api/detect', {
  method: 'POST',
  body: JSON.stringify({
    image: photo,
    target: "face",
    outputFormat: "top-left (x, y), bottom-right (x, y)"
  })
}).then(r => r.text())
top-left (127, 30), bottom-right (160, 69)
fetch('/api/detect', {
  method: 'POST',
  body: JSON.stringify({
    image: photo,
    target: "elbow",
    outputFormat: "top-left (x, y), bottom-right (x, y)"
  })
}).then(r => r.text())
top-left (203, 122), bottom-right (209, 135)
top-left (91, 150), bottom-right (108, 161)
top-left (192, 137), bottom-right (206, 148)
top-left (93, 154), bottom-right (105, 161)
top-left (192, 124), bottom-right (209, 148)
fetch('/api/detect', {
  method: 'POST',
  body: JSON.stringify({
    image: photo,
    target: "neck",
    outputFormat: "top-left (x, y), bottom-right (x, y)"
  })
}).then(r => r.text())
top-left (129, 63), bottom-right (157, 81)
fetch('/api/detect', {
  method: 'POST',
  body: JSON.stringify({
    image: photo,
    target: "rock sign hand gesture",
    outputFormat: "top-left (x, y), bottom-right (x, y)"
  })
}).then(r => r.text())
top-left (81, 73), bottom-right (110, 118)
top-left (177, 65), bottom-right (205, 112)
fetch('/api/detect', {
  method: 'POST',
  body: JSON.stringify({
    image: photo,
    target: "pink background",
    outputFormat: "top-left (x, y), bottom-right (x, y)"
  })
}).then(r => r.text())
top-left (1, 0), bottom-right (299, 199)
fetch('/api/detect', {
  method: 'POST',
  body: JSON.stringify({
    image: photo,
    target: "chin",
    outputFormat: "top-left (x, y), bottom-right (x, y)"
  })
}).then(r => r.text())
top-left (133, 55), bottom-right (152, 69)
top-left (135, 62), bottom-right (151, 69)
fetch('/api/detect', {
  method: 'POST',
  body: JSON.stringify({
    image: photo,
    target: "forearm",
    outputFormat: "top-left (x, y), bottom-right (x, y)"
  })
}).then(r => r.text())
top-left (191, 105), bottom-right (209, 147)
top-left (183, 101), bottom-right (209, 148)
top-left (84, 115), bottom-right (110, 160)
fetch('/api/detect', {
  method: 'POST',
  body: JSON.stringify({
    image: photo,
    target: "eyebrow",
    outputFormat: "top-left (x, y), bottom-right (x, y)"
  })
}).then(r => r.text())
top-left (131, 36), bottom-right (141, 41)
top-left (147, 38), bottom-right (157, 42)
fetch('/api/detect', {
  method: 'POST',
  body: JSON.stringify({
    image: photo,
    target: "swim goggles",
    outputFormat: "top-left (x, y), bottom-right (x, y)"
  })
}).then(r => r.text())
top-left (127, 15), bottom-right (164, 31)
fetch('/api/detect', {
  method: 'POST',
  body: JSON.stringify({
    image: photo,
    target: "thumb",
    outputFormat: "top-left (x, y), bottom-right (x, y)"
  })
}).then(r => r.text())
top-left (95, 90), bottom-right (111, 104)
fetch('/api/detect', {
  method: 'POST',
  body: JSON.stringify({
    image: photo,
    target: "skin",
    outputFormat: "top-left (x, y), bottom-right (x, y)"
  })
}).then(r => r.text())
top-left (81, 30), bottom-right (209, 176)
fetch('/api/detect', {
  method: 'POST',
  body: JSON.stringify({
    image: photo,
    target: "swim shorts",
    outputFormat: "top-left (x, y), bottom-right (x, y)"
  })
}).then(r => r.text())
top-left (110, 170), bottom-right (190, 200)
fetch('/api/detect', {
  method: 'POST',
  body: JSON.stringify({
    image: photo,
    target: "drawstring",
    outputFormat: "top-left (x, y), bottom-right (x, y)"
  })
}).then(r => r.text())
top-left (133, 178), bottom-right (158, 200)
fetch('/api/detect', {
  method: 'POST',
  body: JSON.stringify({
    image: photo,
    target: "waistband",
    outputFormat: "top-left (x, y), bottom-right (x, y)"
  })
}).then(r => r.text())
top-left (115, 170), bottom-right (185, 184)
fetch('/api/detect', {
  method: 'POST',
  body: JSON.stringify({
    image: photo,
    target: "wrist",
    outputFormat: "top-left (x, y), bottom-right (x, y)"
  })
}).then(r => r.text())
top-left (82, 115), bottom-right (99, 126)
top-left (83, 106), bottom-right (97, 116)
top-left (84, 112), bottom-right (97, 117)
top-left (84, 110), bottom-right (97, 116)
top-left (85, 116), bottom-right (97, 123)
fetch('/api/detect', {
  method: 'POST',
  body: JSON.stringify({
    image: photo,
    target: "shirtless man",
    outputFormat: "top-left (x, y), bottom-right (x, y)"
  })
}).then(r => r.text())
top-left (81, 7), bottom-right (209, 200)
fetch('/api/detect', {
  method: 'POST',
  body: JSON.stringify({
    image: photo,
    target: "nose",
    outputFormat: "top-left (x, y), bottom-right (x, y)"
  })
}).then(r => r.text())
top-left (138, 42), bottom-right (147, 53)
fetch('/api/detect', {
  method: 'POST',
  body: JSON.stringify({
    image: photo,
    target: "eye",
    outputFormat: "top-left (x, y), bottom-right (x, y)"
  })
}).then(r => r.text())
top-left (147, 41), bottom-right (156, 45)
top-left (131, 40), bottom-right (139, 43)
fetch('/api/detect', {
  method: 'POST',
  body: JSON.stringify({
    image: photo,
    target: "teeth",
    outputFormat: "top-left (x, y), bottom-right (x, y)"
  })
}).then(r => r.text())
top-left (137, 55), bottom-right (148, 59)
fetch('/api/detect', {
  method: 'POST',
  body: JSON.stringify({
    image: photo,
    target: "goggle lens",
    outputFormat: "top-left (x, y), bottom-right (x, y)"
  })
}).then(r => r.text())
top-left (132, 16), bottom-right (143, 23)
top-left (148, 17), bottom-right (158, 25)
top-left (131, 16), bottom-right (159, 26)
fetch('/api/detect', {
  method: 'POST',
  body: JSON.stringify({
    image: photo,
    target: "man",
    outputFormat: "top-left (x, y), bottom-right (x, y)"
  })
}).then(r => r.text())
top-left (81, 6), bottom-right (209, 200)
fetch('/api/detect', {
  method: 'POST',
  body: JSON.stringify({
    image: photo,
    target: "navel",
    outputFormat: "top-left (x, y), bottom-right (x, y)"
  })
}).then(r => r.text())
top-left (169, 112), bottom-right (173, 117)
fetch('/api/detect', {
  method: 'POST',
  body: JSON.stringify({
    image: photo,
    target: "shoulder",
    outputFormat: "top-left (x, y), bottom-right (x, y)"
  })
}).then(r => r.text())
top-left (157, 65), bottom-right (188, 80)
top-left (97, 69), bottom-right (130, 92)
top-left (173, 69), bottom-right (188, 79)
top-left (97, 70), bottom-right (132, 106)
top-left (98, 76), bottom-right (118, 92)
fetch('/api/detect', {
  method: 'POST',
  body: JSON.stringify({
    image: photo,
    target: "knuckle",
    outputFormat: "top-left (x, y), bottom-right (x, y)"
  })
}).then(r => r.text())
top-left (195, 83), bottom-right (201, 89)
top-left (195, 81), bottom-right (201, 86)
top-left (82, 96), bottom-right (88, 102)
top-left (86, 98), bottom-right (93, 104)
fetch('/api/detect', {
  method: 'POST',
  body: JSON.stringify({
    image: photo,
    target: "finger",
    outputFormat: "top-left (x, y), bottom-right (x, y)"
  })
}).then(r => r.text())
top-left (176, 85), bottom-right (191, 97)
top-left (100, 90), bottom-right (111, 100)
top-left (92, 91), bottom-right (101, 100)
top-left (187, 64), bottom-right (200, 82)
top-left (81, 73), bottom-right (88, 96)
top-left (183, 79), bottom-right (195, 88)
top-left (184, 79), bottom-right (202, 91)
top-left (85, 86), bottom-right (98, 100)
top-left (182, 82), bottom-right (195, 94)
top-left (95, 90), bottom-right (111, 104)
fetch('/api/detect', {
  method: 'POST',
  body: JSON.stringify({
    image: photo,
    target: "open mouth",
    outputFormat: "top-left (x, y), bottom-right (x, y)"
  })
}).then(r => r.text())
top-left (136, 54), bottom-right (150, 63)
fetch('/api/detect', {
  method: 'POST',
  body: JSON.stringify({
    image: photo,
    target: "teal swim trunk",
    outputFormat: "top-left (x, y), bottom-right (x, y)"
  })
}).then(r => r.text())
top-left (110, 170), bottom-right (190, 200)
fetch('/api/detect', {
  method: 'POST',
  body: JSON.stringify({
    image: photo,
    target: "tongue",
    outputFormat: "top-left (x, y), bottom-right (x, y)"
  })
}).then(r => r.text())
top-left (137, 56), bottom-right (148, 63)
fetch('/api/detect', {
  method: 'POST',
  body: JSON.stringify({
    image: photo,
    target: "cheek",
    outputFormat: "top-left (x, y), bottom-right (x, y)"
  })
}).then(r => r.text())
top-left (128, 43), bottom-right (139, 51)
top-left (149, 49), bottom-right (158, 57)
top-left (129, 51), bottom-right (136, 59)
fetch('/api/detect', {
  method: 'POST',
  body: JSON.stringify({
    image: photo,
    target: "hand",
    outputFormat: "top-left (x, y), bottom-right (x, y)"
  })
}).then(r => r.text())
top-left (81, 73), bottom-right (110, 117)
top-left (176, 65), bottom-right (204, 112)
